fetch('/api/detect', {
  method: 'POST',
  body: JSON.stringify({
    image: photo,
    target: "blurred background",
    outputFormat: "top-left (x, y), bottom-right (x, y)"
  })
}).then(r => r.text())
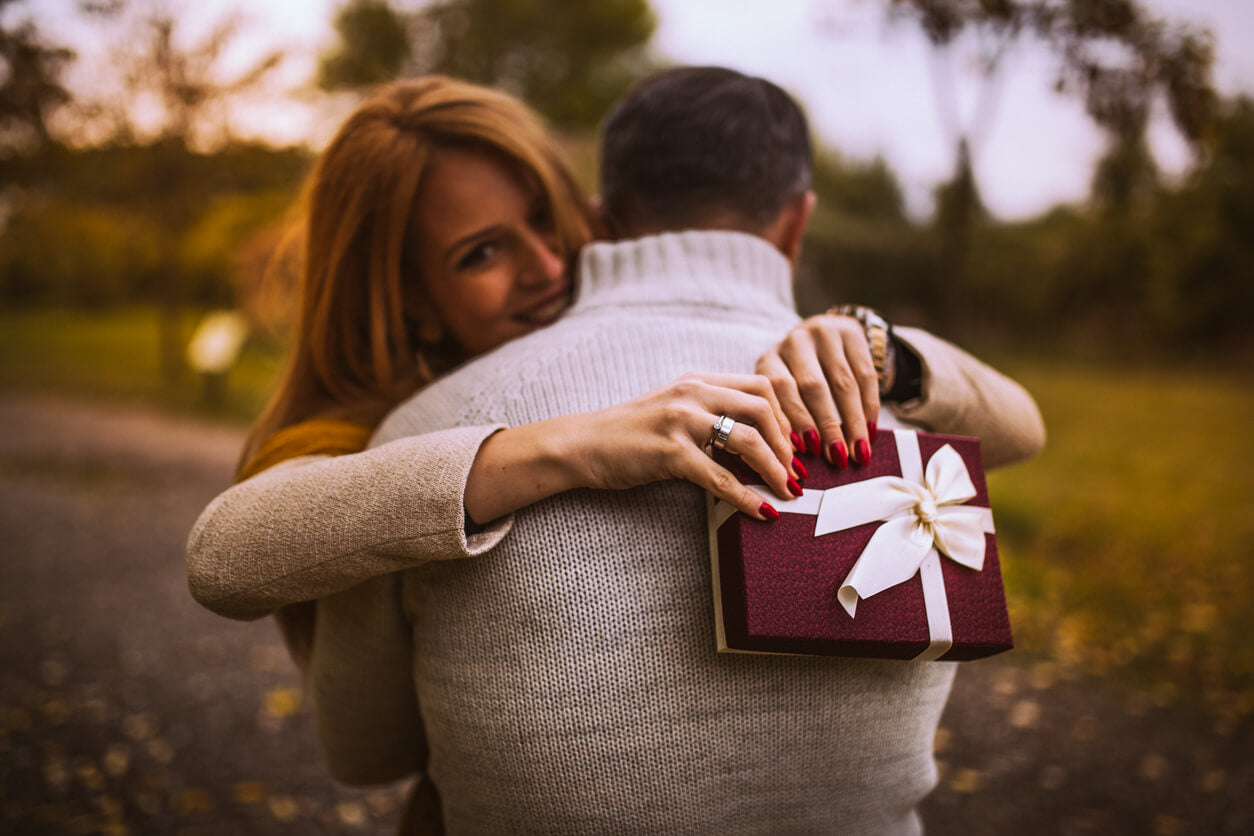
top-left (1, 0), bottom-right (1251, 833)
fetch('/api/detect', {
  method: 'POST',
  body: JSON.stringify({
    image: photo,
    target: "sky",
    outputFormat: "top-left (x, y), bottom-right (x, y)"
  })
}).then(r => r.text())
top-left (24, 0), bottom-right (1254, 220)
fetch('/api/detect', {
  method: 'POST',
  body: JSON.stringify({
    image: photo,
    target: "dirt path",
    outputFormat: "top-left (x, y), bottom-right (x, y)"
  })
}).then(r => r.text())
top-left (0, 394), bottom-right (1247, 834)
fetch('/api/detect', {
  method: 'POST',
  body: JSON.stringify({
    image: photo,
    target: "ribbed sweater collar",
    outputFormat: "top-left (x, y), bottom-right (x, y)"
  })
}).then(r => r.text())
top-left (571, 230), bottom-right (795, 317)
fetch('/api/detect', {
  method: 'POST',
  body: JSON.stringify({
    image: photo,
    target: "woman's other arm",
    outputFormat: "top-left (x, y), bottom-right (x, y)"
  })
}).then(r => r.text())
top-left (890, 326), bottom-right (1046, 468)
top-left (757, 313), bottom-right (1045, 470)
top-left (186, 424), bottom-right (511, 621)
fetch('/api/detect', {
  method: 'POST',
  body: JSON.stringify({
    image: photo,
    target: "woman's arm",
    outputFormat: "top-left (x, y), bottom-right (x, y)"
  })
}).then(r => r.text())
top-left (187, 424), bottom-right (512, 622)
top-left (889, 326), bottom-right (1046, 468)
top-left (188, 374), bottom-right (803, 623)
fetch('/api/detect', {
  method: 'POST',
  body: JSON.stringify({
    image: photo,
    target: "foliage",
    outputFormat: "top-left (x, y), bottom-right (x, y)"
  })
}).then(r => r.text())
top-left (990, 358), bottom-right (1254, 719)
top-left (318, 0), bottom-right (413, 91)
top-left (889, 0), bottom-right (1216, 149)
top-left (0, 307), bottom-right (286, 421)
top-left (0, 142), bottom-right (310, 309)
top-left (957, 95), bottom-right (1254, 349)
top-left (317, 0), bottom-right (658, 129)
top-left (798, 150), bottom-right (935, 318)
top-left (0, 0), bottom-right (74, 154)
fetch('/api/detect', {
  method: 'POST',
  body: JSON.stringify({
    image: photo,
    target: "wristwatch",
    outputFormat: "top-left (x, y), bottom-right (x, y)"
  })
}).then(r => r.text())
top-left (829, 304), bottom-right (896, 396)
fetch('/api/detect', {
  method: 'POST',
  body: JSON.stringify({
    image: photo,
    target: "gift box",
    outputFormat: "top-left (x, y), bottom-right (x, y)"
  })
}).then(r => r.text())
top-left (708, 428), bottom-right (1013, 661)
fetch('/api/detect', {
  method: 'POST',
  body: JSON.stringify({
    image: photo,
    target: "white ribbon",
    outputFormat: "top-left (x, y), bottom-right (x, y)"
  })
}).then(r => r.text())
top-left (726, 429), bottom-right (994, 661)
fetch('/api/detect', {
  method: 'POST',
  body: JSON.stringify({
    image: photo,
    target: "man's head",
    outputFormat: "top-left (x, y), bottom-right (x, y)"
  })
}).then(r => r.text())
top-left (598, 66), bottom-right (815, 260)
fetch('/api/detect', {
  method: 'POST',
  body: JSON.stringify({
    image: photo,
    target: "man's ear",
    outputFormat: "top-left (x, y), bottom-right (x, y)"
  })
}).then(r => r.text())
top-left (775, 190), bottom-right (816, 264)
top-left (588, 195), bottom-right (613, 241)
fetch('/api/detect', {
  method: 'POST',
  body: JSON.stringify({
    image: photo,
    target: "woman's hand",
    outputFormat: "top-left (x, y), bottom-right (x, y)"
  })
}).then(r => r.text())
top-left (570, 373), bottom-right (804, 520)
top-left (755, 313), bottom-right (880, 469)
top-left (464, 373), bottom-right (806, 524)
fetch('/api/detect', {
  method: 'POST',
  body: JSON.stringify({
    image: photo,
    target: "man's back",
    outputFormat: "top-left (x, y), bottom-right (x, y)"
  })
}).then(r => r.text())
top-left (324, 232), bottom-right (951, 834)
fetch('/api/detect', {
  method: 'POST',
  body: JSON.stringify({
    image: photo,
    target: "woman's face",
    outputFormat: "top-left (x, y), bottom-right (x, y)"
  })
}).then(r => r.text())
top-left (410, 146), bottom-right (573, 357)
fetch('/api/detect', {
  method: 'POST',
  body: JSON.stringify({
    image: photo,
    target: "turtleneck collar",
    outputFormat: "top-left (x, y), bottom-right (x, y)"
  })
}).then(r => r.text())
top-left (570, 230), bottom-right (796, 318)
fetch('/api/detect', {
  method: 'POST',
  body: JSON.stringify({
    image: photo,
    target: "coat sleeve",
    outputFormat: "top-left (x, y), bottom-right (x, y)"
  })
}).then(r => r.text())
top-left (186, 424), bottom-right (511, 621)
top-left (308, 572), bottom-right (425, 786)
top-left (889, 326), bottom-right (1046, 469)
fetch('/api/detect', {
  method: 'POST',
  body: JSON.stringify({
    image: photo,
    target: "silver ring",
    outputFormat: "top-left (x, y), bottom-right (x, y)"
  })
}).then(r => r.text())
top-left (709, 415), bottom-right (735, 451)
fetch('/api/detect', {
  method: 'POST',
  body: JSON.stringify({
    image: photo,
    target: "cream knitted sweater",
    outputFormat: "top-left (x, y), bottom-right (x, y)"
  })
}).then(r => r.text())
top-left (307, 232), bottom-right (1043, 835)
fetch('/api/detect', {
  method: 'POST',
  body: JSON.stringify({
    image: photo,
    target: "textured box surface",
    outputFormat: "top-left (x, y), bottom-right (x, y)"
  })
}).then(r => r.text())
top-left (709, 430), bottom-right (1013, 661)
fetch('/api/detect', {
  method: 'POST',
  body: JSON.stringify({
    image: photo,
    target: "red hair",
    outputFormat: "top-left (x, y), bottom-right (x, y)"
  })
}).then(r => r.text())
top-left (239, 77), bottom-right (593, 474)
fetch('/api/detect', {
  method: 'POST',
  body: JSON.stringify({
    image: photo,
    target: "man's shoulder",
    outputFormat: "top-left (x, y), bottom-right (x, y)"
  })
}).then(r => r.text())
top-left (371, 321), bottom-right (595, 446)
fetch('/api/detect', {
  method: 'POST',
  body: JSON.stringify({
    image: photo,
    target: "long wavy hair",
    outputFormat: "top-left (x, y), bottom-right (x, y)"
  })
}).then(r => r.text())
top-left (239, 77), bottom-right (594, 473)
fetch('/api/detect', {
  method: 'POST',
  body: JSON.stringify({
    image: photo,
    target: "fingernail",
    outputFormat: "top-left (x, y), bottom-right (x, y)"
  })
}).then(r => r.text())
top-left (787, 477), bottom-right (803, 497)
top-left (759, 502), bottom-right (780, 521)
top-left (803, 428), bottom-right (820, 456)
top-left (868, 421), bottom-right (878, 443)
top-left (830, 441), bottom-right (848, 469)
top-left (855, 438), bottom-right (871, 467)
top-left (792, 457), bottom-right (808, 480)
top-left (789, 430), bottom-right (803, 452)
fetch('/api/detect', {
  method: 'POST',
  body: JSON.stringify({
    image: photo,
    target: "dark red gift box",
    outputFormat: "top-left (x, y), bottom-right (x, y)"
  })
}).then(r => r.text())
top-left (708, 428), bottom-right (1013, 661)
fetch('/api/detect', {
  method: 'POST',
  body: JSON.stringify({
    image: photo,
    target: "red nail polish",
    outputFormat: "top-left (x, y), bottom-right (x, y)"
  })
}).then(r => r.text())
top-left (759, 502), bottom-right (780, 521)
top-left (830, 441), bottom-right (848, 469)
top-left (787, 477), bottom-right (803, 497)
top-left (855, 438), bottom-right (871, 466)
top-left (803, 428), bottom-right (820, 456)
top-left (868, 421), bottom-right (878, 443)
top-left (792, 457), bottom-right (808, 480)
top-left (789, 430), bottom-right (803, 452)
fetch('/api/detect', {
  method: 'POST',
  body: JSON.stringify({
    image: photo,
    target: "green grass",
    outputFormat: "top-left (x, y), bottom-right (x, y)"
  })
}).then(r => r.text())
top-left (986, 358), bottom-right (1254, 720)
top-left (0, 307), bottom-right (285, 423)
top-left (2, 308), bottom-right (1252, 717)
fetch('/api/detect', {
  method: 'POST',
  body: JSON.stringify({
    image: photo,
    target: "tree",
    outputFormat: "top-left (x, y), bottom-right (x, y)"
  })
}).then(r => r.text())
top-left (885, 0), bottom-right (1218, 327)
top-left (75, 2), bottom-right (285, 381)
top-left (317, 0), bottom-right (657, 129)
top-left (0, 0), bottom-right (75, 156)
top-left (318, 0), bottom-right (414, 92)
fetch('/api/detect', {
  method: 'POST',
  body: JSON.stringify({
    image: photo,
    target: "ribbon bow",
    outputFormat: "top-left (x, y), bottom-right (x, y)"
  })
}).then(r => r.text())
top-left (723, 429), bottom-right (995, 660)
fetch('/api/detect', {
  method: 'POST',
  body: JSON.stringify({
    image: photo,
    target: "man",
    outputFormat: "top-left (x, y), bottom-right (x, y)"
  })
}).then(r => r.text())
top-left (309, 67), bottom-right (1042, 833)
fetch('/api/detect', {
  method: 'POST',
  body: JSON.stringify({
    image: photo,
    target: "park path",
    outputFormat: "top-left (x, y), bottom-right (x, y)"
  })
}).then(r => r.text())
top-left (0, 393), bottom-right (1248, 835)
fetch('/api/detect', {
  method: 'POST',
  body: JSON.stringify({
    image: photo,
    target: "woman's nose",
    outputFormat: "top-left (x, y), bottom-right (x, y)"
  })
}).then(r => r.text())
top-left (522, 234), bottom-right (565, 284)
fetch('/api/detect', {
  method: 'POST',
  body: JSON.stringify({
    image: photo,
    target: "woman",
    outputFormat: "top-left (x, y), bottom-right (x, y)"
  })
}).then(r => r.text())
top-left (187, 76), bottom-right (1043, 658)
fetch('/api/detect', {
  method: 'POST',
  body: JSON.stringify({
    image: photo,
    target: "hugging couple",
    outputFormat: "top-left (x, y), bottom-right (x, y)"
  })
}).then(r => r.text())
top-left (188, 65), bottom-right (1044, 834)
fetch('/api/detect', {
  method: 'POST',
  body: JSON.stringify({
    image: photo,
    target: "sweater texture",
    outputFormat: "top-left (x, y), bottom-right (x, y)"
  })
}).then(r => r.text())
top-left (311, 232), bottom-right (959, 834)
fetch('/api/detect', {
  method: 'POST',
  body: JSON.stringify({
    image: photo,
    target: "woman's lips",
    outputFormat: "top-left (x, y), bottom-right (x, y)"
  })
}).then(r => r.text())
top-left (514, 284), bottom-right (572, 325)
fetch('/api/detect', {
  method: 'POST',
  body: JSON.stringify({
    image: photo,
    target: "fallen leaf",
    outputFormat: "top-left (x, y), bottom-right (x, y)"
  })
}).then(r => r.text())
top-left (336, 801), bottom-right (367, 826)
top-left (1139, 754), bottom-right (1169, 782)
top-left (233, 781), bottom-right (268, 804)
top-left (175, 788), bottom-right (214, 814)
top-left (103, 745), bottom-right (130, 777)
top-left (122, 713), bottom-right (157, 742)
top-left (1009, 700), bottom-right (1041, 729)
top-left (263, 689), bottom-right (302, 718)
top-left (268, 795), bottom-right (298, 822)
top-left (1200, 769), bottom-right (1226, 793)
top-left (949, 768), bottom-right (983, 794)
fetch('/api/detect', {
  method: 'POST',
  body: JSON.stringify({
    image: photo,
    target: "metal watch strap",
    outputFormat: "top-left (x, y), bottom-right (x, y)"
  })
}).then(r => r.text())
top-left (830, 303), bottom-right (896, 395)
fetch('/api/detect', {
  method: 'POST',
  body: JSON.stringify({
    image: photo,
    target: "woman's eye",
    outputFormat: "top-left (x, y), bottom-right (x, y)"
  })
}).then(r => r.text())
top-left (456, 241), bottom-right (499, 270)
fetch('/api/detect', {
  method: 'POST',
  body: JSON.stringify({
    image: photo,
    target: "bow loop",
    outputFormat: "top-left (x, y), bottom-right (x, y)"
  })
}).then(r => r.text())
top-left (924, 444), bottom-right (978, 509)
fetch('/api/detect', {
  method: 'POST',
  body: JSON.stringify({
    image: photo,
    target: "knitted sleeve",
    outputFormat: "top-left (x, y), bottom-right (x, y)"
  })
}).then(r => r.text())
top-left (309, 572), bottom-right (424, 785)
top-left (186, 424), bottom-right (511, 621)
top-left (889, 326), bottom-right (1046, 468)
